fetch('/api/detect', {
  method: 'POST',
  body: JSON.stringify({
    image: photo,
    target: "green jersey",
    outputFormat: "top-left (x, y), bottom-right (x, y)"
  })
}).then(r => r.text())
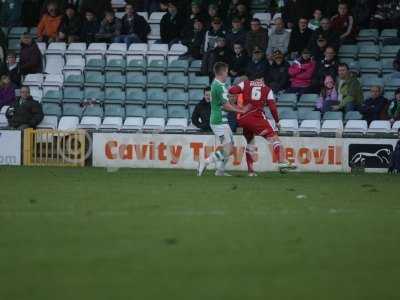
top-left (210, 79), bottom-right (229, 125)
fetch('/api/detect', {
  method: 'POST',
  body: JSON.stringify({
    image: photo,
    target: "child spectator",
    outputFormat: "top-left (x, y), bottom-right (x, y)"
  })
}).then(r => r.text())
top-left (287, 48), bottom-right (316, 94)
top-left (316, 75), bottom-right (339, 113)
top-left (37, 2), bottom-right (62, 42)
top-left (309, 9), bottom-right (322, 31)
top-left (331, 2), bottom-right (357, 44)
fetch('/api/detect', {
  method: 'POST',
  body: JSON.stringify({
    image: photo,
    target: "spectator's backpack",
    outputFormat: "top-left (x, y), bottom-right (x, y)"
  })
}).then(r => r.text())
top-left (388, 140), bottom-right (400, 174)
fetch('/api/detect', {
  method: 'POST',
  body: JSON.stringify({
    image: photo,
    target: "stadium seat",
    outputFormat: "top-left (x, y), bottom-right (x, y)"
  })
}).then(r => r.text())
top-left (105, 72), bottom-right (125, 87)
top-left (144, 104), bottom-right (166, 131)
top-left (36, 42), bottom-right (47, 55)
top-left (8, 38), bottom-right (21, 53)
top-left (84, 87), bottom-right (104, 102)
top-left (84, 71), bottom-right (105, 87)
top-left (298, 93), bottom-right (319, 108)
top-left (85, 57), bottom-right (105, 71)
top-left (339, 58), bottom-right (360, 73)
top-left (366, 120), bottom-right (392, 137)
top-left (63, 56), bottom-right (85, 72)
top-left (42, 74), bottom-right (63, 94)
top-left (357, 29), bottom-right (379, 42)
top-left (86, 43), bottom-right (107, 55)
top-left (42, 103), bottom-right (62, 117)
top-left (165, 105), bottom-right (188, 132)
top-left (147, 59), bottom-right (167, 72)
top-left (82, 103), bottom-right (103, 117)
top-left (338, 45), bottom-right (359, 60)
top-left (384, 75), bottom-right (400, 92)
top-left (189, 75), bottom-right (209, 89)
top-left (380, 29), bottom-right (398, 39)
top-left (126, 88), bottom-right (146, 104)
top-left (148, 12), bottom-right (166, 40)
top-left (344, 111), bottom-right (363, 121)
top-left (137, 11), bottom-right (148, 20)
top-left (381, 58), bottom-right (395, 74)
top-left (343, 120), bottom-right (368, 137)
top-left (105, 58), bottom-right (126, 72)
top-left (360, 75), bottom-right (383, 91)
top-left (126, 73), bottom-right (147, 88)
top-left (78, 116), bottom-right (102, 129)
top-left (126, 58), bottom-right (147, 73)
top-left (62, 103), bottom-right (82, 117)
top-left (125, 104), bottom-right (146, 118)
top-left (147, 43), bottom-right (168, 61)
top-left (322, 111), bottom-right (343, 120)
top-left (299, 120), bottom-right (321, 136)
top-left (188, 60), bottom-right (202, 74)
top-left (358, 59), bottom-right (382, 75)
top-left (167, 59), bottom-right (189, 73)
top-left (276, 93), bottom-right (297, 107)
top-left (168, 44), bottom-right (188, 62)
top-left (57, 116), bottom-right (80, 130)
top-left (253, 12), bottom-right (271, 26)
top-left (106, 43), bottom-right (127, 56)
top-left (298, 109), bottom-right (320, 121)
top-left (380, 45), bottom-right (400, 59)
top-left (46, 42), bottom-right (67, 54)
top-left (358, 45), bottom-right (380, 59)
top-left (45, 54), bottom-right (65, 74)
top-left (100, 117), bottom-right (123, 131)
top-left (127, 43), bottom-right (148, 58)
top-left (122, 116), bottom-right (144, 132)
top-left (42, 90), bottom-right (62, 104)
top-left (105, 88), bottom-right (125, 104)
top-left (188, 89), bottom-right (203, 104)
top-left (167, 89), bottom-right (188, 105)
top-left (147, 72), bottom-right (167, 88)
top-left (320, 120), bottom-right (344, 137)
top-left (146, 88), bottom-right (167, 104)
top-left (167, 73), bottom-right (188, 89)
top-left (279, 119), bottom-right (298, 136)
top-left (65, 42), bottom-right (87, 56)
top-left (392, 121), bottom-right (400, 133)
top-left (279, 109), bottom-right (298, 120)
top-left (37, 115), bottom-right (59, 130)
top-left (8, 27), bottom-right (27, 39)
top-left (0, 113), bottom-right (7, 128)
top-left (63, 87), bottom-right (84, 103)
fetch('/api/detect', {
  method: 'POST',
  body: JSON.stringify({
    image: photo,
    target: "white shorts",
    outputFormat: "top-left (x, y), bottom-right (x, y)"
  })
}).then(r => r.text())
top-left (210, 124), bottom-right (234, 145)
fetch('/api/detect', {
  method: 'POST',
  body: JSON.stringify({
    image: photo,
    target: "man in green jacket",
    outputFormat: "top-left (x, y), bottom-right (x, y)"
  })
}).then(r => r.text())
top-left (332, 63), bottom-right (364, 112)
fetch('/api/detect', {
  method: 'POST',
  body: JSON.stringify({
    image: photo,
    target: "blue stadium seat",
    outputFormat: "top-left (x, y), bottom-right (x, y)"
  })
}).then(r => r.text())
top-left (167, 89), bottom-right (188, 105)
top-left (63, 87), bottom-right (84, 103)
top-left (188, 89), bottom-right (204, 104)
top-left (105, 88), bottom-right (125, 104)
top-left (62, 103), bottom-right (82, 117)
top-left (126, 88), bottom-right (146, 105)
top-left (146, 88), bottom-right (167, 105)
top-left (147, 72), bottom-right (167, 88)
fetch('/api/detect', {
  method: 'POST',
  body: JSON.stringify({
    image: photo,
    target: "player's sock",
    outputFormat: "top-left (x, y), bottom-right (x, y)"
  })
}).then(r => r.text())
top-left (245, 144), bottom-right (256, 173)
top-left (206, 150), bottom-right (224, 165)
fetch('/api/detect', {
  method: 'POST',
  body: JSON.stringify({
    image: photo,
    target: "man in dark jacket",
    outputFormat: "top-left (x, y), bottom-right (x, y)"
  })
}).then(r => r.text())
top-left (225, 17), bottom-right (247, 49)
top-left (6, 86), bottom-right (44, 130)
top-left (191, 88), bottom-right (211, 131)
top-left (80, 10), bottom-right (100, 43)
top-left (245, 18), bottom-right (268, 54)
top-left (181, 18), bottom-right (206, 60)
top-left (19, 34), bottom-right (43, 76)
top-left (360, 86), bottom-right (389, 124)
top-left (96, 10), bottom-right (122, 43)
top-left (229, 43), bottom-right (249, 80)
top-left (266, 49), bottom-right (290, 93)
top-left (113, 3), bottom-right (151, 45)
top-left (0, 52), bottom-right (21, 88)
top-left (160, 1), bottom-right (185, 45)
top-left (58, 4), bottom-right (82, 43)
top-left (308, 18), bottom-right (341, 52)
top-left (288, 17), bottom-right (313, 58)
top-left (79, 0), bottom-right (112, 19)
top-left (246, 46), bottom-right (268, 80)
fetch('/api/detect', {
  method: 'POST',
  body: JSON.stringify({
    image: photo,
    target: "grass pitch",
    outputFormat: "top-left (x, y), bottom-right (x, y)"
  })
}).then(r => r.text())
top-left (0, 167), bottom-right (400, 300)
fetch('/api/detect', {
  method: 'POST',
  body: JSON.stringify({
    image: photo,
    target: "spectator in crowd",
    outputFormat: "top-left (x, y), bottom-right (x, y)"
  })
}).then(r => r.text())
top-left (79, 0), bottom-right (112, 19)
top-left (287, 48), bottom-right (316, 94)
top-left (181, 18), bottom-right (206, 60)
top-left (0, 75), bottom-right (16, 109)
top-left (80, 9), bottom-right (100, 44)
top-left (187, 1), bottom-right (206, 28)
top-left (58, 4), bottom-right (81, 43)
top-left (266, 18), bottom-right (290, 59)
top-left (246, 46), bottom-right (268, 80)
top-left (37, 2), bottom-right (62, 42)
top-left (114, 4), bottom-right (151, 45)
top-left (308, 8), bottom-right (322, 31)
top-left (313, 46), bottom-right (338, 92)
top-left (282, 0), bottom-right (312, 29)
top-left (191, 87), bottom-right (211, 131)
top-left (360, 85), bottom-right (389, 123)
top-left (332, 63), bottom-right (363, 112)
top-left (225, 17), bottom-right (247, 49)
top-left (310, 35), bottom-right (328, 62)
top-left (245, 18), bottom-right (268, 54)
top-left (0, 0), bottom-right (22, 27)
top-left (309, 18), bottom-right (340, 52)
top-left (388, 88), bottom-right (400, 122)
top-left (316, 75), bottom-right (339, 113)
top-left (160, 1), bottom-right (185, 45)
top-left (206, 4), bottom-right (219, 27)
top-left (6, 86), bottom-right (44, 130)
top-left (331, 2), bottom-right (357, 44)
top-left (202, 36), bottom-right (233, 78)
top-left (19, 34), bottom-right (43, 76)
top-left (288, 17), bottom-right (313, 58)
top-left (0, 27), bottom-right (6, 63)
top-left (265, 49), bottom-right (290, 93)
top-left (230, 2), bottom-right (251, 29)
top-left (0, 52), bottom-right (21, 88)
top-left (96, 10), bottom-right (122, 43)
top-left (203, 17), bottom-right (226, 53)
top-left (229, 43), bottom-right (249, 80)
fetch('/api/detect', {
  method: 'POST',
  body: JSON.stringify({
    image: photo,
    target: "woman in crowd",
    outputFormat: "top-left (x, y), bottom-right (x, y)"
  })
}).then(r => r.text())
top-left (316, 75), bottom-right (339, 113)
top-left (287, 48), bottom-right (316, 94)
top-left (0, 75), bottom-right (16, 109)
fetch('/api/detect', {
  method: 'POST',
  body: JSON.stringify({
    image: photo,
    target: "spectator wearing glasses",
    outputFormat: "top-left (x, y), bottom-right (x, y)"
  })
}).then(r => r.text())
top-left (245, 18), bottom-right (268, 55)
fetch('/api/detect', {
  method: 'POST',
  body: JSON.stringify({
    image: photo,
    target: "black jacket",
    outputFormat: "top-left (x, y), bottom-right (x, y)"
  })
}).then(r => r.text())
top-left (160, 12), bottom-right (186, 43)
top-left (6, 97), bottom-right (44, 128)
top-left (191, 98), bottom-right (211, 131)
top-left (120, 13), bottom-right (150, 42)
top-left (59, 14), bottom-right (82, 36)
top-left (80, 19), bottom-right (100, 43)
top-left (230, 52), bottom-right (249, 77)
top-left (225, 28), bottom-right (247, 48)
top-left (202, 46), bottom-right (233, 77)
top-left (288, 27), bottom-right (313, 54)
top-left (308, 28), bottom-right (341, 52)
top-left (181, 28), bottom-right (206, 59)
top-left (246, 58), bottom-right (268, 79)
top-left (265, 60), bottom-right (290, 93)
top-left (314, 57), bottom-right (339, 87)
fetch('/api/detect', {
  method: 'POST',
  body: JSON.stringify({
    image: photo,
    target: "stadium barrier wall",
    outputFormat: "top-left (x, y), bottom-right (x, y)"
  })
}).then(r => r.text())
top-left (92, 133), bottom-right (398, 173)
top-left (0, 130), bottom-right (21, 166)
top-left (23, 129), bottom-right (86, 167)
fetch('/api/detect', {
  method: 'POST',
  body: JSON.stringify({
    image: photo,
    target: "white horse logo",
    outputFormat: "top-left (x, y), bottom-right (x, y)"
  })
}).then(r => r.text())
top-left (351, 148), bottom-right (391, 166)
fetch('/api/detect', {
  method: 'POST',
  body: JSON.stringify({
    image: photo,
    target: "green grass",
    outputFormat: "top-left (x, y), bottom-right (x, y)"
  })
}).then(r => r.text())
top-left (0, 167), bottom-right (400, 300)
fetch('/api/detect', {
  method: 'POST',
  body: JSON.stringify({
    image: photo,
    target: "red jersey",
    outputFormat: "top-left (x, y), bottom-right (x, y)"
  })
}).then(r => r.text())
top-left (228, 79), bottom-right (279, 123)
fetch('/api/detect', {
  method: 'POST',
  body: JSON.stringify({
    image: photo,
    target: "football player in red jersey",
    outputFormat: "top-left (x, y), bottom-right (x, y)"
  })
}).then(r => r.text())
top-left (229, 73), bottom-right (297, 176)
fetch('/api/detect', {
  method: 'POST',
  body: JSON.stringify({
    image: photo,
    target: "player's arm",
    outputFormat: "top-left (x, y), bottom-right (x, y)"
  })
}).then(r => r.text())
top-left (223, 101), bottom-right (245, 113)
top-left (228, 81), bottom-right (245, 95)
top-left (266, 89), bottom-right (280, 124)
